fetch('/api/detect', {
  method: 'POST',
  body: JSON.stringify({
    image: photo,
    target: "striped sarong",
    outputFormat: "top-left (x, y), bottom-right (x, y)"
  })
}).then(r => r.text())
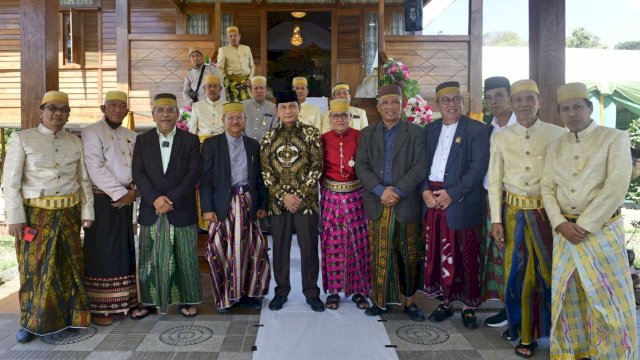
top-left (369, 207), bottom-right (423, 309)
top-left (503, 204), bottom-right (552, 345)
top-left (551, 217), bottom-right (636, 360)
top-left (480, 195), bottom-right (504, 302)
top-left (205, 193), bottom-right (270, 310)
top-left (320, 186), bottom-right (371, 295)
top-left (224, 74), bottom-right (252, 102)
top-left (17, 205), bottom-right (91, 335)
top-left (138, 215), bottom-right (202, 314)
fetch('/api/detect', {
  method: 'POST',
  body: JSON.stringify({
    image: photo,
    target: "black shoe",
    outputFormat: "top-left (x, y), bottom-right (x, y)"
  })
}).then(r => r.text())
top-left (364, 305), bottom-right (388, 317)
top-left (485, 307), bottom-right (508, 328)
top-left (428, 304), bottom-right (453, 322)
top-left (306, 297), bottom-right (325, 312)
top-left (16, 329), bottom-right (33, 343)
top-left (245, 297), bottom-right (263, 310)
top-left (501, 328), bottom-right (518, 341)
top-left (269, 295), bottom-right (288, 311)
top-left (404, 304), bottom-right (426, 322)
top-left (462, 309), bottom-right (478, 329)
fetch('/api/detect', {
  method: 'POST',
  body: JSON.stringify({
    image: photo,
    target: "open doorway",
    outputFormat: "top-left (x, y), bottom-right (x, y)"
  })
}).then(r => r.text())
top-left (267, 11), bottom-right (331, 96)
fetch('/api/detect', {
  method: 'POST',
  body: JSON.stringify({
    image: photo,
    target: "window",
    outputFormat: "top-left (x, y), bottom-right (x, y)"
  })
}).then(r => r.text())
top-left (60, 0), bottom-right (98, 6)
top-left (61, 10), bottom-right (99, 67)
top-left (187, 14), bottom-right (209, 35)
top-left (220, 13), bottom-right (233, 46)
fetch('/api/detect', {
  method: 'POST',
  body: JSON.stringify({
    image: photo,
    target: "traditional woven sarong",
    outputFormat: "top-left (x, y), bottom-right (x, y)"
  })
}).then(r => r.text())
top-left (83, 192), bottom-right (137, 315)
top-left (502, 195), bottom-right (552, 345)
top-left (138, 215), bottom-right (202, 313)
top-left (205, 193), bottom-right (271, 310)
top-left (480, 194), bottom-right (504, 302)
top-left (320, 183), bottom-right (371, 295)
top-left (423, 183), bottom-right (482, 307)
top-left (551, 217), bottom-right (636, 360)
top-left (224, 74), bottom-right (252, 102)
top-left (369, 206), bottom-right (422, 309)
top-left (17, 204), bottom-right (91, 335)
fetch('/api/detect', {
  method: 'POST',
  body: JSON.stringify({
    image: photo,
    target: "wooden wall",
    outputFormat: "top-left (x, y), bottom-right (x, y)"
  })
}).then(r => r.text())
top-left (0, 0), bottom-right (21, 125)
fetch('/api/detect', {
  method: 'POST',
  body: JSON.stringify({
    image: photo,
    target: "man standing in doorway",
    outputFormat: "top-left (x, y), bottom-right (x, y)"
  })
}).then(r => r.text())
top-left (217, 26), bottom-right (255, 102)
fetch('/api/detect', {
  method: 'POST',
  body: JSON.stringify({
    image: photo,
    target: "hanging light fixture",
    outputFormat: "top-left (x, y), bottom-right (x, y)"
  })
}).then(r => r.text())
top-left (291, 11), bottom-right (306, 19)
top-left (290, 23), bottom-right (303, 47)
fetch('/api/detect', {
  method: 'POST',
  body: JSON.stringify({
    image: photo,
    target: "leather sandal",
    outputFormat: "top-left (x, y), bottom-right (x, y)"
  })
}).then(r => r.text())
top-left (515, 341), bottom-right (537, 358)
top-left (325, 294), bottom-right (340, 310)
top-left (351, 293), bottom-right (370, 310)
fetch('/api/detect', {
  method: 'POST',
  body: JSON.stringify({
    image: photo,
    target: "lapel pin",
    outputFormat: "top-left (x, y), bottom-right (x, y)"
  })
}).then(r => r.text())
top-left (455, 136), bottom-right (462, 144)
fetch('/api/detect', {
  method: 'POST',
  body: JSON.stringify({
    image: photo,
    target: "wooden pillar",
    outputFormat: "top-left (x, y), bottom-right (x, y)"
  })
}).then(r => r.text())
top-left (377, 0), bottom-right (385, 80)
top-left (468, 0), bottom-right (483, 119)
top-left (116, 0), bottom-right (130, 93)
top-left (20, 0), bottom-right (59, 129)
top-left (529, 0), bottom-right (565, 126)
top-left (331, 10), bottom-right (338, 85)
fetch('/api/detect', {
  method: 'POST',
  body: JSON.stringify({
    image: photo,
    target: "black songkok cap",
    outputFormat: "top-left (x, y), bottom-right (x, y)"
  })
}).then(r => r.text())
top-left (276, 90), bottom-right (299, 105)
top-left (484, 76), bottom-right (511, 93)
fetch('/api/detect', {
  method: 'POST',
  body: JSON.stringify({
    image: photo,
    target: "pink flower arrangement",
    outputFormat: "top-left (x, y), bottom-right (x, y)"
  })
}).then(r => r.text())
top-left (379, 57), bottom-right (419, 98)
top-left (403, 95), bottom-right (433, 126)
top-left (177, 106), bottom-right (192, 131)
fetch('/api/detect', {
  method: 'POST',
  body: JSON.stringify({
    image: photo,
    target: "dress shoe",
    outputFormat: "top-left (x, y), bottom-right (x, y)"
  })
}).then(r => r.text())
top-left (268, 295), bottom-right (288, 311)
top-left (428, 303), bottom-right (453, 322)
top-left (364, 305), bottom-right (388, 317)
top-left (462, 309), bottom-right (479, 329)
top-left (245, 297), bottom-right (263, 310)
top-left (92, 315), bottom-right (113, 326)
top-left (404, 304), bottom-right (426, 322)
top-left (16, 329), bottom-right (33, 343)
top-left (306, 296), bottom-right (325, 312)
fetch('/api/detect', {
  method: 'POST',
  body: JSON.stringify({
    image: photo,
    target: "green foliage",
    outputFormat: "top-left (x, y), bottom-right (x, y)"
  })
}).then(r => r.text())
top-left (566, 27), bottom-right (607, 49)
top-left (483, 31), bottom-right (528, 47)
top-left (615, 41), bottom-right (640, 50)
top-left (378, 58), bottom-right (420, 98)
top-left (628, 118), bottom-right (640, 203)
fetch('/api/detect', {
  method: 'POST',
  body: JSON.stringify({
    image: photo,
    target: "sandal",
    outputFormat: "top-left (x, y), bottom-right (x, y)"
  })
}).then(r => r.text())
top-left (178, 304), bottom-right (197, 318)
top-left (351, 293), bottom-right (370, 310)
top-left (515, 341), bottom-right (537, 358)
top-left (131, 306), bottom-right (156, 321)
top-left (325, 294), bottom-right (340, 310)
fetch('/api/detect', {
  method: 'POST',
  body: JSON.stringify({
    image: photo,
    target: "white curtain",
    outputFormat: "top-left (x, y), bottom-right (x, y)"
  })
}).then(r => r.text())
top-left (364, 13), bottom-right (378, 76)
top-left (187, 14), bottom-right (209, 35)
top-left (60, 0), bottom-right (93, 5)
top-left (220, 14), bottom-right (233, 47)
top-left (390, 11), bottom-right (409, 35)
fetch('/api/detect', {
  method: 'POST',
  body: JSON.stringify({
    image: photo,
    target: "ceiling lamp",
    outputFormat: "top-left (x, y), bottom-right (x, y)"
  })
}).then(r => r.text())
top-left (291, 11), bottom-right (306, 19)
top-left (290, 24), bottom-right (303, 46)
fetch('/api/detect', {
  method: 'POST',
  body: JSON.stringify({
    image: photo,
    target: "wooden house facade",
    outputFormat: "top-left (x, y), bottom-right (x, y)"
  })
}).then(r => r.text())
top-left (0, 0), bottom-right (488, 129)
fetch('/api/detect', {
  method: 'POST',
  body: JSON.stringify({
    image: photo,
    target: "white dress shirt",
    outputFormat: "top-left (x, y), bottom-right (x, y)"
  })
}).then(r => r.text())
top-left (429, 121), bottom-right (459, 182)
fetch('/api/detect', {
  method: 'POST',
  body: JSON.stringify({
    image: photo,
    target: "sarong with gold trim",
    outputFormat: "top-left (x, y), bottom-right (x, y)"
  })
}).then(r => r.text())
top-left (320, 179), bottom-right (371, 295)
top-left (205, 192), bottom-right (271, 310)
top-left (224, 74), bottom-right (252, 102)
top-left (502, 191), bottom-right (552, 345)
top-left (368, 206), bottom-right (422, 309)
top-left (17, 193), bottom-right (91, 335)
top-left (423, 182), bottom-right (482, 307)
top-left (551, 214), bottom-right (636, 360)
top-left (138, 215), bottom-right (202, 313)
top-left (83, 188), bottom-right (138, 315)
top-left (480, 191), bottom-right (504, 302)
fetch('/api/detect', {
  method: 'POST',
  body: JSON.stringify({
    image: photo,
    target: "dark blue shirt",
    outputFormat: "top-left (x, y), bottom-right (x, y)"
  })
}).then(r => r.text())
top-left (372, 121), bottom-right (406, 198)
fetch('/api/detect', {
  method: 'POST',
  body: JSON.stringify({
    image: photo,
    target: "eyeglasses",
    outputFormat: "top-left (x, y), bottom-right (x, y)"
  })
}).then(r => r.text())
top-left (439, 96), bottom-right (462, 105)
top-left (329, 113), bottom-right (350, 120)
top-left (43, 105), bottom-right (71, 114)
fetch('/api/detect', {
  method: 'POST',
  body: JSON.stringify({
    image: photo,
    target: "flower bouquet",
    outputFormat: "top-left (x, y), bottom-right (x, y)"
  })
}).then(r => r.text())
top-left (403, 95), bottom-right (433, 126)
top-left (177, 105), bottom-right (191, 131)
top-left (379, 58), bottom-right (420, 98)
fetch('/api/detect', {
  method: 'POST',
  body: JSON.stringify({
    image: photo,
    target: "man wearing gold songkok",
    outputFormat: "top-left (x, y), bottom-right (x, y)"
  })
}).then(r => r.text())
top-left (317, 83), bottom-right (369, 134)
top-left (423, 81), bottom-right (490, 329)
top-left (201, 102), bottom-right (271, 313)
top-left (320, 99), bottom-right (371, 311)
top-left (82, 91), bottom-right (144, 325)
top-left (542, 82), bottom-right (637, 360)
top-left (260, 90), bottom-right (324, 312)
top-left (291, 76), bottom-right (322, 128)
top-left (242, 75), bottom-right (278, 141)
top-left (183, 45), bottom-right (226, 106)
top-left (217, 26), bottom-right (255, 102)
top-left (189, 74), bottom-right (225, 139)
top-left (488, 79), bottom-right (564, 357)
top-left (2, 91), bottom-right (94, 343)
top-left (356, 84), bottom-right (427, 321)
top-left (133, 93), bottom-right (203, 318)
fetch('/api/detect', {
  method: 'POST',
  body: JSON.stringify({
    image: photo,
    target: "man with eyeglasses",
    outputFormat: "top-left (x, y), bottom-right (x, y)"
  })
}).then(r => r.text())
top-left (189, 74), bottom-right (225, 140)
top-left (355, 84), bottom-right (428, 321)
top-left (480, 76), bottom-right (517, 329)
top-left (543, 83), bottom-right (636, 360)
top-left (260, 90), bottom-right (324, 312)
top-left (317, 83), bottom-right (369, 134)
top-left (3, 91), bottom-right (94, 343)
top-left (81, 91), bottom-right (143, 325)
top-left (242, 75), bottom-right (278, 142)
top-left (423, 81), bottom-right (491, 329)
top-left (200, 102), bottom-right (271, 313)
top-left (319, 99), bottom-right (371, 311)
top-left (132, 93), bottom-right (203, 318)
top-left (488, 79), bottom-right (564, 357)
top-left (183, 46), bottom-right (226, 106)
